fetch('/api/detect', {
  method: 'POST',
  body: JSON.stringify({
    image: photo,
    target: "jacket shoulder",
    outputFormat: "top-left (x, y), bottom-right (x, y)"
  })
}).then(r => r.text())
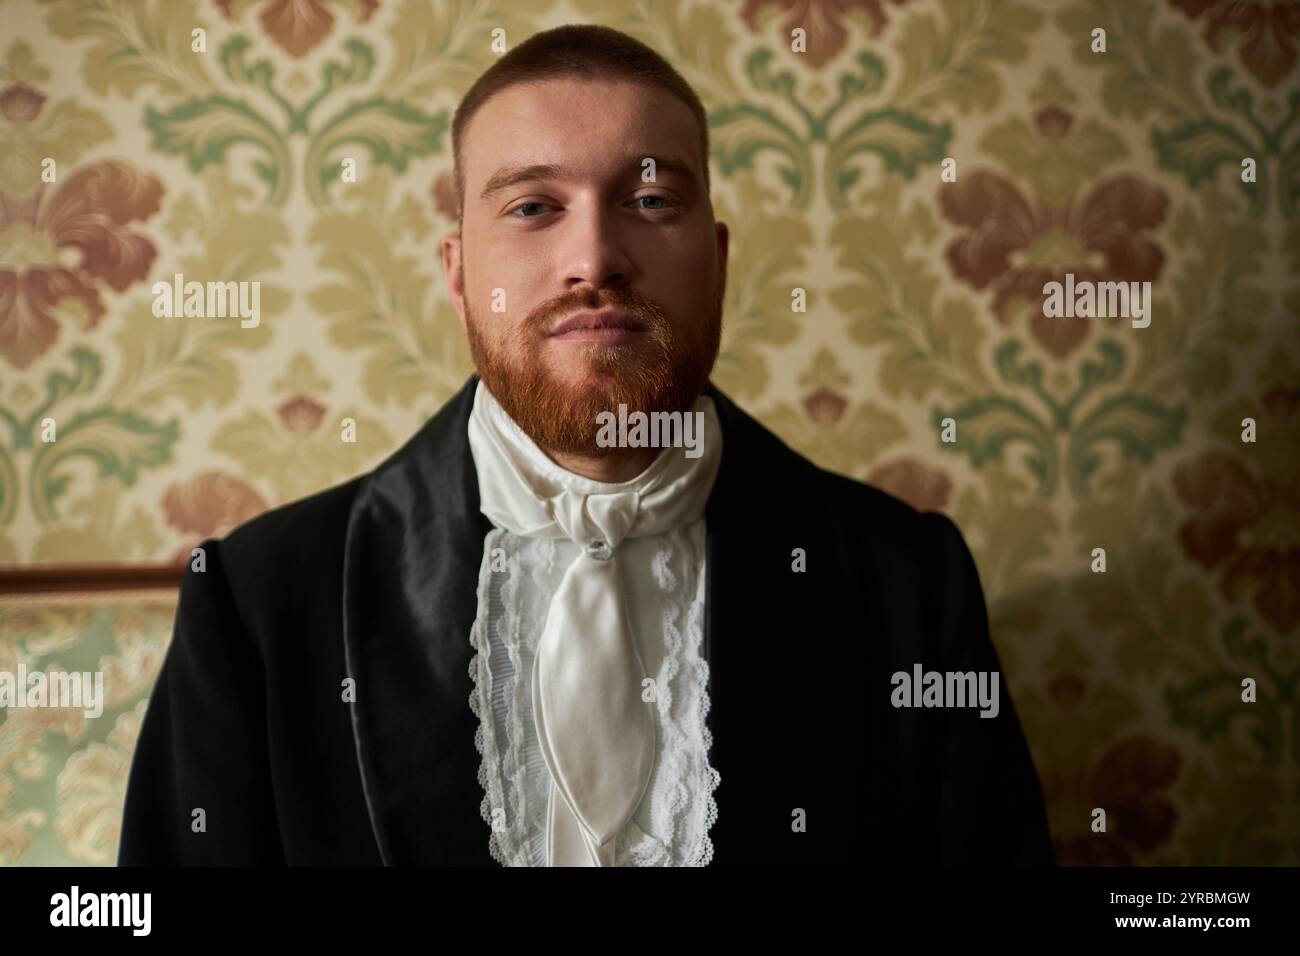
top-left (816, 465), bottom-right (973, 574)
top-left (219, 474), bottom-right (366, 563)
top-left (813, 466), bottom-right (922, 534)
top-left (197, 475), bottom-right (368, 641)
top-left (711, 382), bottom-right (941, 563)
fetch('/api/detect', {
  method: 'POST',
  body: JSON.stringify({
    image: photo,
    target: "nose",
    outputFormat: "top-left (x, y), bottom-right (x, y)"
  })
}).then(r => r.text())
top-left (557, 198), bottom-right (636, 293)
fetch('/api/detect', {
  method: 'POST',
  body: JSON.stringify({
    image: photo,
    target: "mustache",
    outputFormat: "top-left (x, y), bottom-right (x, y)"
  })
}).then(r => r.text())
top-left (526, 288), bottom-right (668, 334)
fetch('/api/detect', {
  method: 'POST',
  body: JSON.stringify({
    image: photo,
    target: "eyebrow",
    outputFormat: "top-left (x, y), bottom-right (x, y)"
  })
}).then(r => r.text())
top-left (478, 155), bottom-right (700, 203)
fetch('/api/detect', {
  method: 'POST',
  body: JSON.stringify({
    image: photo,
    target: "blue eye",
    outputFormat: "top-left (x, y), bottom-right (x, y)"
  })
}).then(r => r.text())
top-left (635, 195), bottom-right (673, 210)
top-left (512, 201), bottom-right (550, 218)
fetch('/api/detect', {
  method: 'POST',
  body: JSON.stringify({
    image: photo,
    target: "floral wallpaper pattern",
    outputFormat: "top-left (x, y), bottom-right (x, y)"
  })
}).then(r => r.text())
top-left (0, 0), bottom-right (1296, 865)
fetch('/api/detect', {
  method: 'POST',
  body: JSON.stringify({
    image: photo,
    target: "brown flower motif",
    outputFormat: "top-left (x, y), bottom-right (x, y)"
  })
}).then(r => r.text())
top-left (0, 83), bottom-right (46, 123)
top-left (866, 457), bottom-right (952, 512)
top-left (939, 170), bottom-right (1169, 359)
top-left (0, 160), bottom-right (163, 369)
top-left (801, 385), bottom-right (848, 425)
top-left (276, 394), bottom-right (328, 434)
top-left (1049, 734), bottom-right (1182, 866)
top-left (1170, 0), bottom-right (1300, 89)
top-left (163, 470), bottom-right (269, 563)
top-left (740, 0), bottom-right (911, 69)
top-left (217, 0), bottom-right (380, 59)
top-left (1047, 672), bottom-right (1087, 707)
top-left (1263, 382), bottom-right (1299, 418)
top-left (1173, 449), bottom-right (1300, 636)
top-left (1032, 104), bottom-right (1073, 139)
top-left (431, 170), bottom-right (458, 223)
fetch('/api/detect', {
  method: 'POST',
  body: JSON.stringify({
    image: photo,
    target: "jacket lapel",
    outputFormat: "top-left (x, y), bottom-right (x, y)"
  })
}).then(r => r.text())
top-left (343, 375), bottom-right (494, 865)
top-left (699, 381), bottom-right (832, 864)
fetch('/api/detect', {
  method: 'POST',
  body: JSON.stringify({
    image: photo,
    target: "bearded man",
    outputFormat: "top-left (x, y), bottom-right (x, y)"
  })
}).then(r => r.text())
top-left (119, 24), bottom-right (1052, 868)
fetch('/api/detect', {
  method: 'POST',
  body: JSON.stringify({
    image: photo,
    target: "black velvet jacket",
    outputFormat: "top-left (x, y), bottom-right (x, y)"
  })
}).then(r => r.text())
top-left (118, 374), bottom-right (1053, 866)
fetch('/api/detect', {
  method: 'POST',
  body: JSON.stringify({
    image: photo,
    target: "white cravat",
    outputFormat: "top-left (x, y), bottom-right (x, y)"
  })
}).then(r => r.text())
top-left (467, 382), bottom-right (721, 865)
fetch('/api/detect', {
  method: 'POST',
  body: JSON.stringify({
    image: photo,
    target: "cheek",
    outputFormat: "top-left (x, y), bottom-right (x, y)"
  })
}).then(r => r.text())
top-left (470, 260), bottom-right (544, 326)
top-left (658, 232), bottom-right (717, 282)
top-left (472, 283), bottom-right (527, 329)
top-left (656, 247), bottom-right (718, 309)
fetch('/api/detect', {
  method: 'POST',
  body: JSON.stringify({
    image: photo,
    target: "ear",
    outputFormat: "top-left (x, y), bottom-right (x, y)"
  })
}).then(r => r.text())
top-left (441, 231), bottom-right (468, 334)
top-left (714, 221), bottom-right (730, 301)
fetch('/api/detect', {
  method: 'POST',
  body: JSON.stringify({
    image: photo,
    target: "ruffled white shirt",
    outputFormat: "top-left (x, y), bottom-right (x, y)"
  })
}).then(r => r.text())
top-left (466, 381), bottom-right (720, 866)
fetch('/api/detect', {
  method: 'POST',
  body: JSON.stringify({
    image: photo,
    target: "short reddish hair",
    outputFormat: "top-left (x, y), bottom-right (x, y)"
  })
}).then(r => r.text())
top-left (451, 24), bottom-right (711, 223)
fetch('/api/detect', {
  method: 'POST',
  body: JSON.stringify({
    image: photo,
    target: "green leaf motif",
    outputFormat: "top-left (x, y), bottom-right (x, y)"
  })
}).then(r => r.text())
top-left (298, 38), bottom-right (378, 132)
top-left (30, 408), bottom-right (179, 522)
top-left (1207, 68), bottom-right (1255, 120)
top-left (994, 339), bottom-right (1127, 430)
top-left (710, 103), bottom-right (812, 208)
top-left (305, 98), bottom-right (448, 206)
top-left (825, 109), bottom-right (950, 210)
top-left (43, 346), bottom-right (102, 415)
top-left (1166, 674), bottom-right (1282, 765)
top-left (146, 96), bottom-right (290, 204)
top-left (218, 34), bottom-right (296, 125)
top-left (140, 33), bottom-right (438, 206)
top-left (1066, 394), bottom-right (1187, 495)
top-left (934, 396), bottom-right (1056, 493)
top-left (1152, 120), bottom-right (1259, 210)
top-left (0, 346), bottom-right (101, 451)
top-left (854, 52), bottom-right (886, 97)
top-left (1, 346), bottom-right (104, 523)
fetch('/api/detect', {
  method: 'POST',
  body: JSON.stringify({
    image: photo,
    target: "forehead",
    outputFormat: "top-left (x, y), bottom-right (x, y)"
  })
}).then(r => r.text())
top-left (460, 76), bottom-right (704, 192)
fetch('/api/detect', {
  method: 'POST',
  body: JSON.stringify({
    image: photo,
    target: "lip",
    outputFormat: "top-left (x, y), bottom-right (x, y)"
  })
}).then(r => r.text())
top-left (547, 308), bottom-right (648, 338)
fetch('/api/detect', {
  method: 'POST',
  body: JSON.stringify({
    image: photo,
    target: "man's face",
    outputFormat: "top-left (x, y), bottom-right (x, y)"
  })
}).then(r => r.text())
top-left (442, 76), bottom-right (728, 459)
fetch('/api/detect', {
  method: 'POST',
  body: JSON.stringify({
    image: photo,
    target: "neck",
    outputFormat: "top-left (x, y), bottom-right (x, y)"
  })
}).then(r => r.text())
top-left (546, 447), bottom-right (660, 483)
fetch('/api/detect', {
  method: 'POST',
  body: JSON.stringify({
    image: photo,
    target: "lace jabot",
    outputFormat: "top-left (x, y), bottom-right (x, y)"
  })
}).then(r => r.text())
top-left (465, 381), bottom-right (721, 866)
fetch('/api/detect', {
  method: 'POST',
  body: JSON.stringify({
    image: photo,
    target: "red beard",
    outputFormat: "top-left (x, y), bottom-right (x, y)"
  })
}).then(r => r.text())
top-left (465, 284), bottom-right (721, 458)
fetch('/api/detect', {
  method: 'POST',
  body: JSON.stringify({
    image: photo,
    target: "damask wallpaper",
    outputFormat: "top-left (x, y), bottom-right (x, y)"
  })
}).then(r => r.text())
top-left (0, 0), bottom-right (1297, 866)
